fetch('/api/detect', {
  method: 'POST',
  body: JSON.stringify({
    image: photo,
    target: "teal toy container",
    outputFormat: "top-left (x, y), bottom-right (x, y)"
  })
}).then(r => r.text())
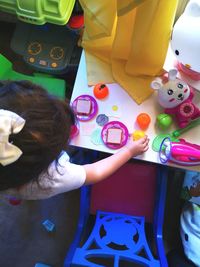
top-left (0, 0), bottom-right (75, 25)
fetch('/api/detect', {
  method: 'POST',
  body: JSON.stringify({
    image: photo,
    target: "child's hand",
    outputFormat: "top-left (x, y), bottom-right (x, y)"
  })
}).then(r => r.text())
top-left (126, 136), bottom-right (149, 157)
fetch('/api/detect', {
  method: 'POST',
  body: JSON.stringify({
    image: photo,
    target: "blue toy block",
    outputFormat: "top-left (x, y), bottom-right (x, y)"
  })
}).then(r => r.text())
top-left (34, 263), bottom-right (51, 267)
top-left (34, 263), bottom-right (52, 267)
top-left (42, 219), bottom-right (55, 232)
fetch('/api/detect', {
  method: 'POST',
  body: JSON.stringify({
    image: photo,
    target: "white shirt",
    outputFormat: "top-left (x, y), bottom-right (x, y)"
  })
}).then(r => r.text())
top-left (180, 202), bottom-right (200, 267)
top-left (2, 152), bottom-right (86, 200)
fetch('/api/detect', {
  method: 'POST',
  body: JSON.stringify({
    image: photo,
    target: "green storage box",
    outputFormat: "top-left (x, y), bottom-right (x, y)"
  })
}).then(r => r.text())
top-left (0, 53), bottom-right (66, 99)
top-left (0, 0), bottom-right (75, 25)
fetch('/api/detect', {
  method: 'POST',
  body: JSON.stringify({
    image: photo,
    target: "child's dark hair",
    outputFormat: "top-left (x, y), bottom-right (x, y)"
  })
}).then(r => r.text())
top-left (0, 80), bottom-right (75, 191)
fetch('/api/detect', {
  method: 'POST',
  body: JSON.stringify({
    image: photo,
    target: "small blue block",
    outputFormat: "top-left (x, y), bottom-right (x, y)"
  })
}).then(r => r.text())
top-left (42, 219), bottom-right (55, 232)
top-left (34, 263), bottom-right (52, 267)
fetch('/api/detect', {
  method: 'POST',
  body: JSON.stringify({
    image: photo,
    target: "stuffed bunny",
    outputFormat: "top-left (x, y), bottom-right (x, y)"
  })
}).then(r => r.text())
top-left (151, 69), bottom-right (200, 128)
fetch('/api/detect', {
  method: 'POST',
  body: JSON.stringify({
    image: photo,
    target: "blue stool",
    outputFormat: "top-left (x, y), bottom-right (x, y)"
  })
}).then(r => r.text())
top-left (64, 164), bottom-right (168, 267)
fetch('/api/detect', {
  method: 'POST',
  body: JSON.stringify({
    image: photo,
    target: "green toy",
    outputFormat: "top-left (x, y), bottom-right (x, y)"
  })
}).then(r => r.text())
top-left (152, 117), bottom-right (200, 152)
top-left (0, 0), bottom-right (75, 25)
top-left (156, 113), bottom-right (172, 130)
top-left (0, 54), bottom-right (66, 99)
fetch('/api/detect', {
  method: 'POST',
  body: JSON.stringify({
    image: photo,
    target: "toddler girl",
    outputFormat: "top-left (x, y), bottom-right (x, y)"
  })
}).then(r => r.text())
top-left (0, 80), bottom-right (149, 200)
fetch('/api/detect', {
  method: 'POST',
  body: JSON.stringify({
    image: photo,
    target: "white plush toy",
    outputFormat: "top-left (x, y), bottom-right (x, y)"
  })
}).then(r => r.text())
top-left (151, 69), bottom-right (200, 128)
top-left (171, 0), bottom-right (200, 80)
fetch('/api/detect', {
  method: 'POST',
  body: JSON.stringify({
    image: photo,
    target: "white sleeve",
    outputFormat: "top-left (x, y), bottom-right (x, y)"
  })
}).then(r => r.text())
top-left (180, 202), bottom-right (200, 267)
top-left (4, 152), bottom-right (86, 200)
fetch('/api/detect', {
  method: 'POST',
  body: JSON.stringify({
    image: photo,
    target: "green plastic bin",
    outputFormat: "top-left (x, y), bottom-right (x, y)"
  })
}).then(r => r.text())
top-left (0, 0), bottom-right (75, 25)
top-left (0, 54), bottom-right (66, 99)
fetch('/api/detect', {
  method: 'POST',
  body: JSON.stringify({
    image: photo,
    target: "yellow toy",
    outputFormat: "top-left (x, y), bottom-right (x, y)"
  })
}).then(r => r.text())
top-left (132, 130), bottom-right (145, 141)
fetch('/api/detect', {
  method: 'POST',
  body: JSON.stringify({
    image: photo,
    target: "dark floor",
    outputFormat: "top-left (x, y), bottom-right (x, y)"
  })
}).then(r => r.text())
top-left (0, 192), bottom-right (80, 267)
top-left (0, 17), bottom-right (190, 267)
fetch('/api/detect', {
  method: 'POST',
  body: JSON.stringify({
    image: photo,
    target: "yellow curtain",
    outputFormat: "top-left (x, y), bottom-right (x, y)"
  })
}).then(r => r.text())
top-left (80, 0), bottom-right (179, 104)
top-left (175, 0), bottom-right (189, 22)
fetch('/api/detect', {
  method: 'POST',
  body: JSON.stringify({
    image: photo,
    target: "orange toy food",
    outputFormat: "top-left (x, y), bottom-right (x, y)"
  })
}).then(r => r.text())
top-left (136, 113), bottom-right (151, 130)
top-left (93, 83), bottom-right (109, 99)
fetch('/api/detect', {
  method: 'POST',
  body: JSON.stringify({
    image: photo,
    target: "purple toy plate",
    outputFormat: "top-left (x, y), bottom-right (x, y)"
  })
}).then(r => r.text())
top-left (101, 121), bottom-right (129, 149)
top-left (72, 94), bottom-right (98, 121)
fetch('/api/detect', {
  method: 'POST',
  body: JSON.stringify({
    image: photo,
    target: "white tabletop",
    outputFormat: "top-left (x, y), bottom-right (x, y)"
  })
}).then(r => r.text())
top-left (70, 50), bottom-right (200, 172)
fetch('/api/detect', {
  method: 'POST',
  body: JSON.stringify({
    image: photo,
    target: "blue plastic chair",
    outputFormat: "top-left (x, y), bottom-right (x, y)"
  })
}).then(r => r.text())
top-left (64, 163), bottom-right (168, 267)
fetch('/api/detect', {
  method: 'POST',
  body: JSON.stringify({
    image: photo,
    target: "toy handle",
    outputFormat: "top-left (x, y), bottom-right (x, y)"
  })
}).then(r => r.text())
top-left (172, 146), bottom-right (200, 159)
top-left (172, 118), bottom-right (200, 138)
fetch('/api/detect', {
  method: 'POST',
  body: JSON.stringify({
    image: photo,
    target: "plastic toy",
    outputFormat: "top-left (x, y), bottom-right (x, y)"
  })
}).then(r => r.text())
top-left (152, 117), bottom-right (200, 152)
top-left (0, 53), bottom-right (66, 99)
top-left (42, 219), bottom-right (55, 232)
top-left (76, 99), bottom-right (92, 115)
top-left (72, 95), bottom-right (98, 121)
top-left (34, 263), bottom-right (52, 267)
top-left (159, 137), bottom-right (200, 166)
top-left (171, 0), bottom-right (200, 80)
top-left (156, 113), bottom-right (173, 130)
top-left (93, 83), bottom-right (109, 100)
top-left (70, 124), bottom-right (79, 139)
top-left (151, 68), bottom-right (200, 128)
top-left (11, 22), bottom-right (82, 74)
top-left (132, 130), bottom-right (145, 141)
top-left (136, 113), bottom-right (151, 130)
top-left (66, 0), bottom-right (84, 32)
top-left (101, 121), bottom-right (129, 149)
top-left (67, 15), bottom-right (84, 31)
top-left (8, 197), bottom-right (22, 206)
top-left (106, 128), bottom-right (123, 145)
top-left (0, 0), bottom-right (75, 25)
top-left (96, 114), bottom-right (109, 127)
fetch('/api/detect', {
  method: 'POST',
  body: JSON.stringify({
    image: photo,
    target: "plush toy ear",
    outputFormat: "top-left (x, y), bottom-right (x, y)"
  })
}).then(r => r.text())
top-left (151, 78), bottom-right (163, 90)
top-left (185, 0), bottom-right (200, 17)
top-left (168, 69), bottom-right (177, 81)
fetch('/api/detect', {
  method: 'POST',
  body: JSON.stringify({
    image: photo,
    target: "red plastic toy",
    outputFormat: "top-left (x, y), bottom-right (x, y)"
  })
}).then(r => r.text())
top-left (136, 113), bottom-right (151, 130)
top-left (68, 15), bottom-right (84, 30)
top-left (93, 83), bottom-right (109, 100)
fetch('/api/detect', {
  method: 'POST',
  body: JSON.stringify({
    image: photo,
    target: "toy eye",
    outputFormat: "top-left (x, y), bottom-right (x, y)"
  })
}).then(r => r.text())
top-left (177, 83), bottom-right (183, 89)
top-left (167, 89), bottom-right (173, 95)
top-left (175, 50), bottom-right (179, 56)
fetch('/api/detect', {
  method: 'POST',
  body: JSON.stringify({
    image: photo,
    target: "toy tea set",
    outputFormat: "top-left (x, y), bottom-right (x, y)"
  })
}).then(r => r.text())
top-left (72, 68), bottom-right (200, 167)
top-left (71, 67), bottom-right (200, 167)
top-left (71, 83), bottom-right (150, 149)
top-left (72, 0), bottom-right (200, 167)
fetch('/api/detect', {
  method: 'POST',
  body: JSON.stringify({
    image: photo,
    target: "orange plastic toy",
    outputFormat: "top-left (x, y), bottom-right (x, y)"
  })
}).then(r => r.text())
top-left (136, 113), bottom-right (151, 130)
top-left (93, 83), bottom-right (109, 99)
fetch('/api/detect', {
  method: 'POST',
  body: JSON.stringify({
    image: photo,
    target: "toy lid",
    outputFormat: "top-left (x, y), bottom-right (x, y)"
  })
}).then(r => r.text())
top-left (0, 0), bottom-right (76, 25)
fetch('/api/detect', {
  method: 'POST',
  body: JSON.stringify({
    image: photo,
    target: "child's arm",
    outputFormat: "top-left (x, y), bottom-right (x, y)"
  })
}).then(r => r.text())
top-left (83, 136), bottom-right (149, 185)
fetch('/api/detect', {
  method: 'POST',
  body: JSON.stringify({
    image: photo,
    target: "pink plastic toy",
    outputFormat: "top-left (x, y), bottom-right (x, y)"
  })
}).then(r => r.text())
top-left (159, 137), bottom-right (200, 166)
top-left (70, 124), bottom-right (79, 139)
top-left (151, 69), bottom-right (200, 128)
top-left (101, 121), bottom-right (129, 149)
top-left (72, 95), bottom-right (98, 122)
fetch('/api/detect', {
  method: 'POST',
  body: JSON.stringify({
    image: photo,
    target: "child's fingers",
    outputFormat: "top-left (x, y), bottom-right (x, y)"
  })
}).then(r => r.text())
top-left (142, 138), bottom-right (149, 151)
top-left (137, 136), bottom-right (147, 144)
top-left (142, 138), bottom-right (149, 146)
top-left (143, 145), bottom-right (149, 152)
